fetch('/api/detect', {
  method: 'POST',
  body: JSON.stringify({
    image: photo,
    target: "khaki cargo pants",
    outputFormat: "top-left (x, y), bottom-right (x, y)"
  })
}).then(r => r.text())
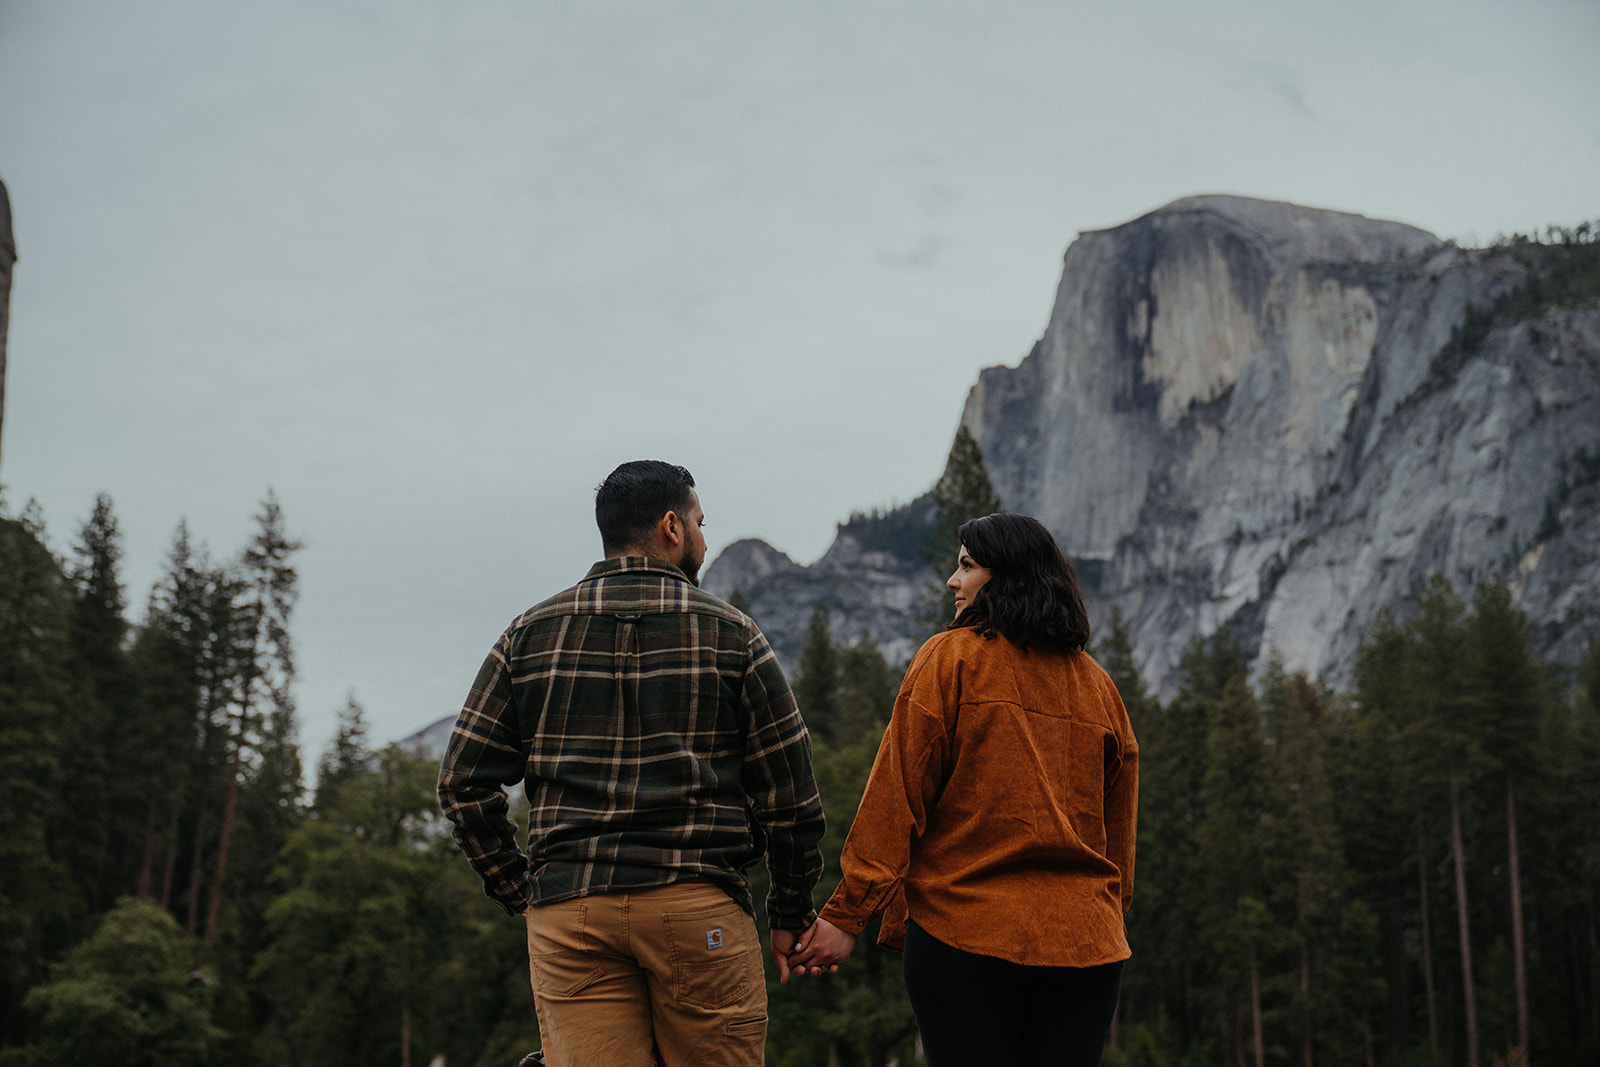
top-left (525, 881), bottom-right (767, 1067)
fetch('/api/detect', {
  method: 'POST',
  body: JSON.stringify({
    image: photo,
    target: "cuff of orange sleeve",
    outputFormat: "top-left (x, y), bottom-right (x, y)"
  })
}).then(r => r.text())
top-left (820, 882), bottom-right (906, 951)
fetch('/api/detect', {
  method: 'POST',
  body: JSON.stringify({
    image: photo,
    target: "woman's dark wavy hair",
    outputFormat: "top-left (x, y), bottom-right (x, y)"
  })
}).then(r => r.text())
top-left (947, 512), bottom-right (1091, 653)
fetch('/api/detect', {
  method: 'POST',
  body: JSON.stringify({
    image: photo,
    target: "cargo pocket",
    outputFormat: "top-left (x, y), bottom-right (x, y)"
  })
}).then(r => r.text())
top-left (663, 900), bottom-right (756, 1010)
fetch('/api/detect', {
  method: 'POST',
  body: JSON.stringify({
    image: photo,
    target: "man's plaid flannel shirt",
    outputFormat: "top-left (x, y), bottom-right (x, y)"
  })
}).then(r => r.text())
top-left (437, 556), bottom-right (826, 931)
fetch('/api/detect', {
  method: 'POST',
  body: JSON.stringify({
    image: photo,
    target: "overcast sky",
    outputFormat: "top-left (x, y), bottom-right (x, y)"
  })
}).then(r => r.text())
top-left (1, 0), bottom-right (1596, 757)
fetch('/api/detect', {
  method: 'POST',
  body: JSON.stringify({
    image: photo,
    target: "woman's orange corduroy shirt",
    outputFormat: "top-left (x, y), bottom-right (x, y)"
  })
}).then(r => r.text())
top-left (818, 627), bottom-right (1138, 968)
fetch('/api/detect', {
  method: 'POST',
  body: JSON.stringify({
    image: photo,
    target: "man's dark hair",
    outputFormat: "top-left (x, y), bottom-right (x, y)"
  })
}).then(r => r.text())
top-left (947, 512), bottom-right (1091, 653)
top-left (595, 460), bottom-right (697, 554)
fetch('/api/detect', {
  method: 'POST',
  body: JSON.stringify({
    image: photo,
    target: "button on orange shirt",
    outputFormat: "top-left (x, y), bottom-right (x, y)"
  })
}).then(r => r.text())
top-left (819, 627), bottom-right (1138, 968)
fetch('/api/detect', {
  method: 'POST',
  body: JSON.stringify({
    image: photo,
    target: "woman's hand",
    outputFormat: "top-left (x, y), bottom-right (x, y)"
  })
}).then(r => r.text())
top-left (785, 917), bottom-right (857, 978)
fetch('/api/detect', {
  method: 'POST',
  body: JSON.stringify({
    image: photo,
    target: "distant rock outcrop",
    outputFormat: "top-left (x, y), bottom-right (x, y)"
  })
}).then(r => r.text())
top-left (703, 195), bottom-right (1600, 696)
top-left (399, 715), bottom-right (456, 762)
top-left (702, 507), bottom-right (932, 669)
top-left (1, 178), bottom-right (16, 470)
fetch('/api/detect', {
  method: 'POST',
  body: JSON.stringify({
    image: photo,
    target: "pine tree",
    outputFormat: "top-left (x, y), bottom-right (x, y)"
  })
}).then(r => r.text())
top-left (54, 494), bottom-right (136, 913)
top-left (0, 505), bottom-right (74, 1040)
top-left (836, 633), bottom-right (895, 744)
top-left (208, 693), bottom-right (305, 1057)
top-left (1260, 659), bottom-right (1382, 1066)
top-left (1503, 636), bottom-right (1600, 1064)
top-left (918, 425), bottom-right (1003, 633)
top-left (1408, 576), bottom-right (1485, 1067)
top-left (1466, 583), bottom-right (1544, 1063)
top-left (239, 490), bottom-right (300, 719)
top-left (206, 491), bottom-right (301, 948)
top-left (1096, 607), bottom-right (1158, 724)
top-left (186, 554), bottom-right (250, 938)
top-left (66, 495), bottom-right (127, 693)
top-left (315, 694), bottom-right (372, 813)
top-left (1139, 630), bottom-right (1254, 1056)
top-left (1565, 641), bottom-right (1600, 1060)
top-left (1351, 606), bottom-right (1433, 1060)
top-left (927, 425), bottom-right (1004, 551)
top-left (794, 606), bottom-right (842, 743)
top-left (1197, 668), bottom-right (1273, 1067)
top-left (127, 525), bottom-right (207, 908)
top-left (1581, 641), bottom-right (1600, 713)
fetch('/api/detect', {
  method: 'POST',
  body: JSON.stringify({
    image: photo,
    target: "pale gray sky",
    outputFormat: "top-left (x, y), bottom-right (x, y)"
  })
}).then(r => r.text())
top-left (1, 0), bottom-right (1596, 756)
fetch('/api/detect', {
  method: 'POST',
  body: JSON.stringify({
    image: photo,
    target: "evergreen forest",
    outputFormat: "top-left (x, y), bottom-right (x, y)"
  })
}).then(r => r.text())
top-left (1, 484), bottom-right (1597, 1067)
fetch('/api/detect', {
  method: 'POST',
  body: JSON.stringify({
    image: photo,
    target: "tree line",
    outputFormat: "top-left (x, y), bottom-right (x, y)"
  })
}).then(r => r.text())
top-left (756, 578), bottom-right (1600, 1067)
top-left (0, 492), bottom-right (538, 1066)
top-left (1107, 579), bottom-right (1600, 1067)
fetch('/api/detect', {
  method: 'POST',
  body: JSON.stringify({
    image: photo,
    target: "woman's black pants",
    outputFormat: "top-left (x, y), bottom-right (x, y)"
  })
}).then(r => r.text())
top-left (901, 920), bottom-right (1125, 1067)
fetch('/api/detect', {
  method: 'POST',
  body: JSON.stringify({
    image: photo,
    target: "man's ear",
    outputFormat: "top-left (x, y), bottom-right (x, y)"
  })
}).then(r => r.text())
top-left (656, 510), bottom-right (683, 550)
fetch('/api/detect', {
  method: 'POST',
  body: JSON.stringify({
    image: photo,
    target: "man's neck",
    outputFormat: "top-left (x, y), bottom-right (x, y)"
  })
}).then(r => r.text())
top-left (605, 545), bottom-right (665, 561)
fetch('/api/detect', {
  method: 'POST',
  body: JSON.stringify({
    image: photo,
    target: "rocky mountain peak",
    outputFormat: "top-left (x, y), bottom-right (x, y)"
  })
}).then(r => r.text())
top-left (701, 538), bottom-right (802, 597)
top-left (1143, 194), bottom-right (1440, 266)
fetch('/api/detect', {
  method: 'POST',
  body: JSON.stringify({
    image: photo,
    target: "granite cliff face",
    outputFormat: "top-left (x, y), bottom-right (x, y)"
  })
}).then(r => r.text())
top-left (0, 179), bottom-right (15, 470)
top-left (703, 195), bottom-right (1600, 694)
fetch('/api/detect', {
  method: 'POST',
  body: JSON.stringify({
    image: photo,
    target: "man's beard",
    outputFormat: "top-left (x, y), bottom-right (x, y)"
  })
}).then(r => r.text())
top-left (678, 546), bottom-right (702, 586)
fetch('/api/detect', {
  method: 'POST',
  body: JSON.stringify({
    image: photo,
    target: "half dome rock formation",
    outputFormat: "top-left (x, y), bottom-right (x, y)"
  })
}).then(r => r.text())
top-left (966, 195), bottom-right (1439, 556)
top-left (704, 195), bottom-right (1600, 694)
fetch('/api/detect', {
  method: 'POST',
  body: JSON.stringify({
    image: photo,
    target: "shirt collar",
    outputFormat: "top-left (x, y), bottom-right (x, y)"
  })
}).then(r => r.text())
top-left (584, 555), bottom-right (694, 585)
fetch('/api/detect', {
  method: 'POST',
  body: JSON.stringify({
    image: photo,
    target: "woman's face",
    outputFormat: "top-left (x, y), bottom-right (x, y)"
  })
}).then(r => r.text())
top-left (947, 543), bottom-right (993, 619)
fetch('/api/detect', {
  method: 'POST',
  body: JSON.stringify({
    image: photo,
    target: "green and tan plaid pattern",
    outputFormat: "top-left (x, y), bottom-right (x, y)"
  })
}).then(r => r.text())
top-left (437, 557), bottom-right (825, 930)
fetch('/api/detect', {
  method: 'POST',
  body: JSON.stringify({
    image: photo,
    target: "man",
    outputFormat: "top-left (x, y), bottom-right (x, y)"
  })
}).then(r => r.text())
top-left (438, 460), bottom-right (825, 1067)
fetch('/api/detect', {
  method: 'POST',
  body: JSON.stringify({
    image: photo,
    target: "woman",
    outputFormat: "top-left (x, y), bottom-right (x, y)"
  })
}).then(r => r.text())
top-left (789, 512), bottom-right (1137, 1067)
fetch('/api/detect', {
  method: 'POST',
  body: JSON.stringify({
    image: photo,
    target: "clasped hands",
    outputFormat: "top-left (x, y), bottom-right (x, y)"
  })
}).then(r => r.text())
top-left (769, 917), bottom-right (857, 984)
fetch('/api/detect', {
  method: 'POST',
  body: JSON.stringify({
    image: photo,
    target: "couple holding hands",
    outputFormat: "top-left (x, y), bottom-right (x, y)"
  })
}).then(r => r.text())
top-left (439, 461), bottom-right (1137, 1067)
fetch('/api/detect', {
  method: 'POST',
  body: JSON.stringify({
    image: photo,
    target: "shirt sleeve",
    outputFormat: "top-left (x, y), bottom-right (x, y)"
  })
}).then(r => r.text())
top-left (738, 620), bottom-right (826, 931)
top-left (436, 633), bottom-right (531, 916)
top-left (819, 637), bottom-right (953, 946)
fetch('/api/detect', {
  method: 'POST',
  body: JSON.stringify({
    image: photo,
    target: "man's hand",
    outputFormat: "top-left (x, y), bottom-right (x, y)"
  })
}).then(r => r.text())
top-left (787, 917), bottom-right (856, 977)
top-left (770, 928), bottom-right (800, 985)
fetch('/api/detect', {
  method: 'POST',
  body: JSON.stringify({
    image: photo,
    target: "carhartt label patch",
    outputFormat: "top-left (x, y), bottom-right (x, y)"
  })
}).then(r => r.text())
top-left (705, 928), bottom-right (724, 950)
